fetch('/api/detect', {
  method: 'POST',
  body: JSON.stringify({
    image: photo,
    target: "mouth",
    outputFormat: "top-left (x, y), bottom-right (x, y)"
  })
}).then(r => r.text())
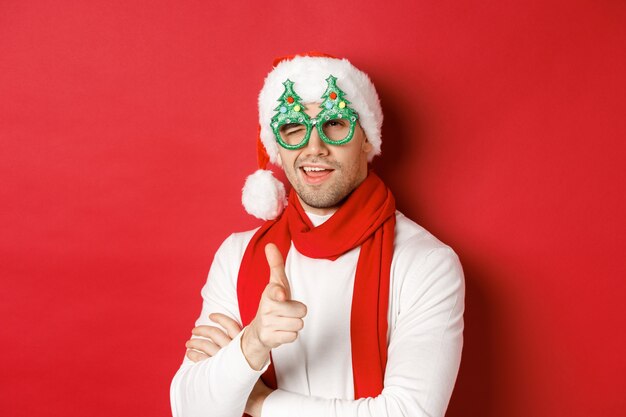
top-left (299, 165), bottom-right (335, 185)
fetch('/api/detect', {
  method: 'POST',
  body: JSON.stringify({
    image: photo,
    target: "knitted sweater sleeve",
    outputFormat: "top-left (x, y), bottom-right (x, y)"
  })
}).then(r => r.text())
top-left (170, 232), bottom-right (267, 417)
top-left (262, 245), bottom-right (465, 417)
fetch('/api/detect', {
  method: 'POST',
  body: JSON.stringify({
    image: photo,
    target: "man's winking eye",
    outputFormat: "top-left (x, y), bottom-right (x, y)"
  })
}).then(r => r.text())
top-left (281, 124), bottom-right (305, 136)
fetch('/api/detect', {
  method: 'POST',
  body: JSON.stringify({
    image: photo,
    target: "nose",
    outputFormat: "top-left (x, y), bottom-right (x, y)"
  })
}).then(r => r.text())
top-left (303, 125), bottom-right (330, 157)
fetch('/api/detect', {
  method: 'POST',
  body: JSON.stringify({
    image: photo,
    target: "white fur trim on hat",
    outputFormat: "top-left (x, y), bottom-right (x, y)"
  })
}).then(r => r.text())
top-left (258, 56), bottom-right (383, 164)
top-left (242, 169), bottom-right (287, 220)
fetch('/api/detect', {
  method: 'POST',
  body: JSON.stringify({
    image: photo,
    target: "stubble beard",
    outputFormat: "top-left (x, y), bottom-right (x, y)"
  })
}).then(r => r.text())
top-left (287, 158), bottom-right (364, 209)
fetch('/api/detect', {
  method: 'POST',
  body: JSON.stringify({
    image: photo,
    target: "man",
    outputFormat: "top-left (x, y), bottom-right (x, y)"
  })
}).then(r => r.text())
top-left (170, 54), bottom-right (465, 417)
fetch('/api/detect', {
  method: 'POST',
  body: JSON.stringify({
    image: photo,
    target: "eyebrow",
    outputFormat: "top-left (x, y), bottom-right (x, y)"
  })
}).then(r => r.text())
top-left (281, 123), bottom-right (303, 130)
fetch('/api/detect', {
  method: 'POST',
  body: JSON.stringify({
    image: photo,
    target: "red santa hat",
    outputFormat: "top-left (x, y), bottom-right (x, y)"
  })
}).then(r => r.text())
top-left (242, 53), bottom-right (383, 220)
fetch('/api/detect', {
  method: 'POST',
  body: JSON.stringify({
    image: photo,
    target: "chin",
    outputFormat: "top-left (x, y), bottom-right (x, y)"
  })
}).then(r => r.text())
top-left (299, 187), bottom-right (350, 209)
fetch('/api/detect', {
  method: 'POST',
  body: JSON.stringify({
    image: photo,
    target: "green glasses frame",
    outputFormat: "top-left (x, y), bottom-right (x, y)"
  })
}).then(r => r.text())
top-left (270, 76), bottom-right (360, 150)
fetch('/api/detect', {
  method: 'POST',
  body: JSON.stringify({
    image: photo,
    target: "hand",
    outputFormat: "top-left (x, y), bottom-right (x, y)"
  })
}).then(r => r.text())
top-left (241, 243), bottom-right (307, 370)
top-left (245, 378), bottom-right (273, 417)
top-left (185, 313), bottom-right (242, 362)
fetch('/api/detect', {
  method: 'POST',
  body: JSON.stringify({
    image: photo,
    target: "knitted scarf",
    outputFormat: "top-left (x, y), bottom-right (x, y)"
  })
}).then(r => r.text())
top-left (237, 172), bottom-right (396, 398)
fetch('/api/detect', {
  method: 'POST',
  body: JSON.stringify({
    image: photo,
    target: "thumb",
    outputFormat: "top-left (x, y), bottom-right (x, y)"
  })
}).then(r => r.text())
top-left (265, 243), bottom-right (291, 300)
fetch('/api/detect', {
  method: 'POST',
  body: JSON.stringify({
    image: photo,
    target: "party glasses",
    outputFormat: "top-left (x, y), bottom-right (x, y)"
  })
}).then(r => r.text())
top-left (271, 76), bottom-right (360, 150)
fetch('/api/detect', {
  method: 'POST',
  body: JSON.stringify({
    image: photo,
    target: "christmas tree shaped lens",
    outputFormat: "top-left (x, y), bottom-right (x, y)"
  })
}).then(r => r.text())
top-left (321, 118), bottom-right (352, 142)
top-left (271, 79), bottom-right (312, 150)
top-left (279, 121), bottom-right (309, 146)
top-left (315, 75), bottom-right (359, 145)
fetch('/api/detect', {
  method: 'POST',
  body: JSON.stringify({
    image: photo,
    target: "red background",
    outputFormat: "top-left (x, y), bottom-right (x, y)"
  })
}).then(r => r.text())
top-left (1, 1), bottom-right (625, 416)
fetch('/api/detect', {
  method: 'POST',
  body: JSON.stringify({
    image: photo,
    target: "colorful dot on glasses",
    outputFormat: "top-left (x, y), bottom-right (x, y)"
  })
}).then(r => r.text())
top-left (325, 101), bottom-right (333, 109)
top-left (294, 105), bottom-right (301, 112)
top-left (287, 96), bottom-right (294, 104)
top-left (280, 106), bottom-right (287, 113)
top-left (329, 92), bottom-right (337, 100)
top-left (339, 101), bottom-right (346, 109)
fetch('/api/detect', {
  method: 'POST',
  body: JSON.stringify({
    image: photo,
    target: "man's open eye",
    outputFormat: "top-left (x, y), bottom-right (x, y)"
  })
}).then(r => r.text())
top-left (325, 119), bottom-right (347, 128)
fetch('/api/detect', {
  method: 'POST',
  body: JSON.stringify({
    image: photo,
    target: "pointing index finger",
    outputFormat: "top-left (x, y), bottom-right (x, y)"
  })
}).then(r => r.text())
top-left (265, 243), bottom-right (291, 299)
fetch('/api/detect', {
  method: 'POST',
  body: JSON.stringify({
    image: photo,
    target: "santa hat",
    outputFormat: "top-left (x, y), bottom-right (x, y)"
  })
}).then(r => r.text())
top-left (242, 53), bottom-right (383, 220)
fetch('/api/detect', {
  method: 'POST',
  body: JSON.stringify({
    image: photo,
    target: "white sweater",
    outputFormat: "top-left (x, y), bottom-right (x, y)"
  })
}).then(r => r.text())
top-left (171, 211), bottom-right (465, 417)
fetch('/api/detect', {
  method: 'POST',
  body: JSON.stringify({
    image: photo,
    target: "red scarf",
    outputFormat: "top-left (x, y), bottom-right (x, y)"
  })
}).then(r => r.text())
top-left (237, 172), bottom-right (396, 398)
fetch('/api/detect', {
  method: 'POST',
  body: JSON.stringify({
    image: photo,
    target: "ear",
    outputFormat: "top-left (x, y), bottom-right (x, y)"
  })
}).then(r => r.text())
top-left (362, 137), bottom-right (373, 154)
top-left (358, 123), bottom-right (373, 154)
top-left (276, 152), bottom-right (283, 168)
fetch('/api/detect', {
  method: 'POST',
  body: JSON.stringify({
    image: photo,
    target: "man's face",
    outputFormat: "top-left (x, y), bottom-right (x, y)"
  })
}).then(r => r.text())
top-left (276, 104), bottom-right (372, 215)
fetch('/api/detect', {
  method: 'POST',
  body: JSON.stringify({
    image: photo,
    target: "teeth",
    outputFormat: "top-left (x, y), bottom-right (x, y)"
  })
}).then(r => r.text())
top-left (303, 167), bottom-right (327, 172)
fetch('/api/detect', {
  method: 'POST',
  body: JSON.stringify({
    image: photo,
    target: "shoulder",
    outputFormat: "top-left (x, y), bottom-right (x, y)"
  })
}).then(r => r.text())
top-left (391, 211), bottom-right (464, 296)
top-left (213, 227), bottom-right (260, 262)
top-left (201, 226), bottom-right (261, 298)
top-left (205, 227), bottom-right (260, 283)
top-left (393, 211), bottom-right (455, 258)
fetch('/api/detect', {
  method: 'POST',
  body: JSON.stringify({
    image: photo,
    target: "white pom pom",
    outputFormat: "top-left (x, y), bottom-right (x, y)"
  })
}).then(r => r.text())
top-left (242, 169), bottom-right (287, 220)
